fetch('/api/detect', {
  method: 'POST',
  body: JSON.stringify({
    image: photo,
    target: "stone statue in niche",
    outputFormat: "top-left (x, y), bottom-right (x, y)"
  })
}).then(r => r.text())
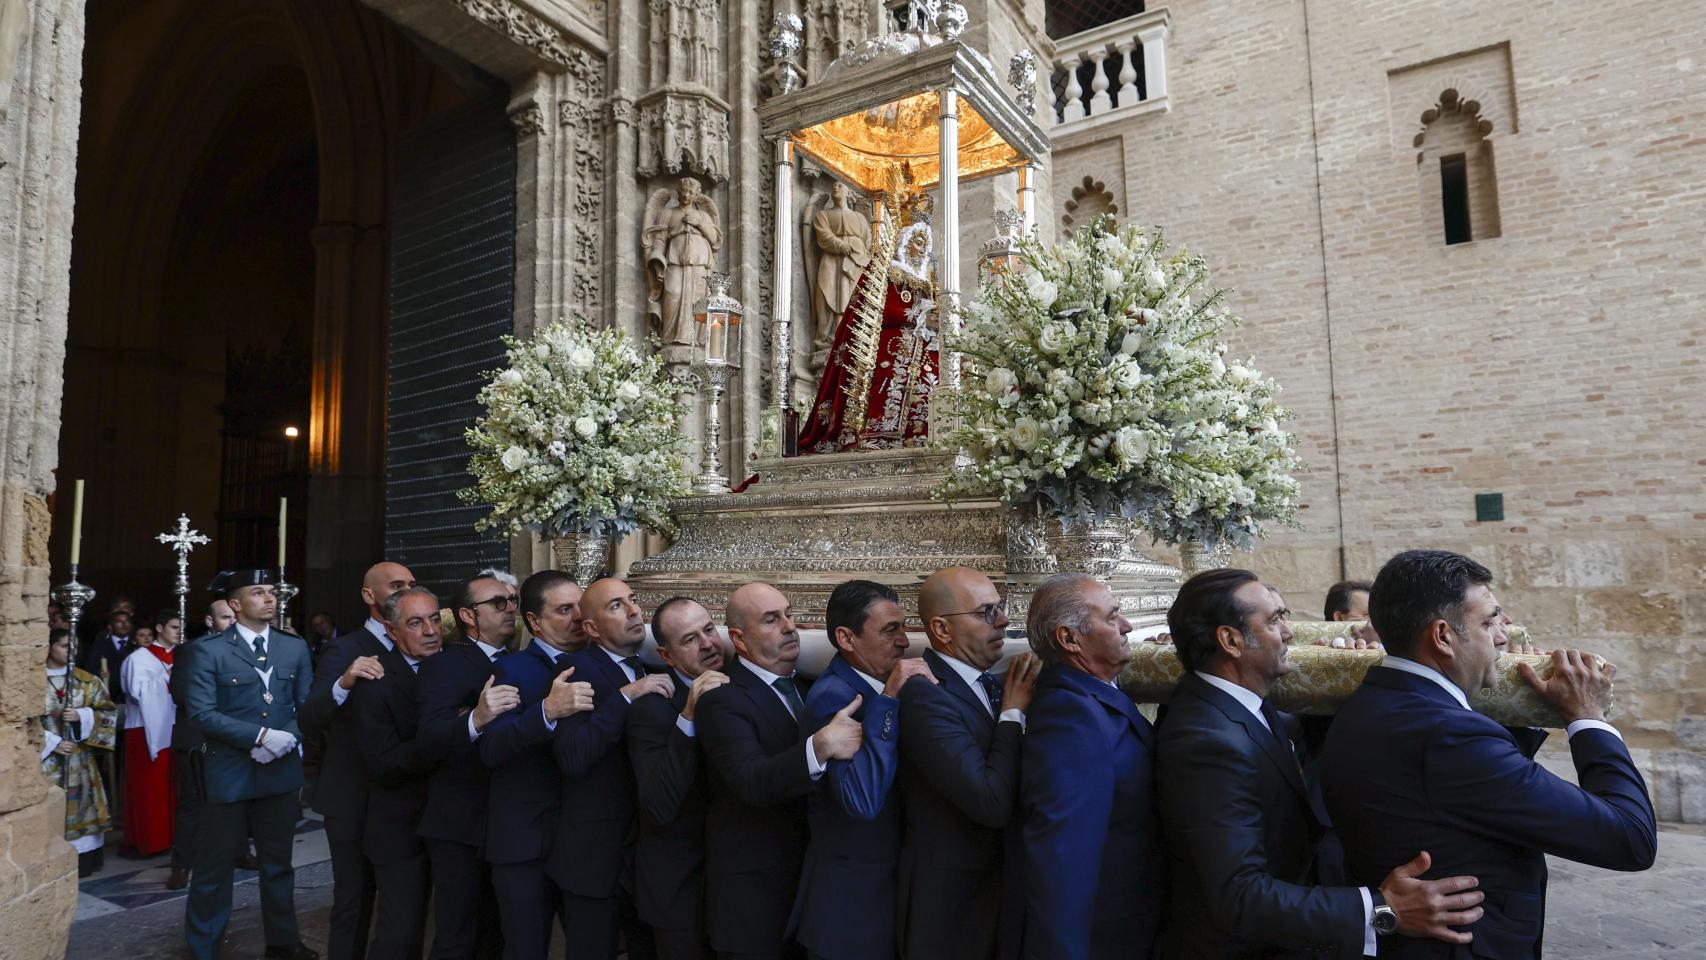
top-left (802, 181), bottom-right (873, 352)
top-left (643, 177), bottom-right (723, 346)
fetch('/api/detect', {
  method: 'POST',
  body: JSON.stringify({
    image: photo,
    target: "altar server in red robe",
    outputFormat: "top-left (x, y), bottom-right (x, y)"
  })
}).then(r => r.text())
top-left (120, 611), bottom-right (182, 856)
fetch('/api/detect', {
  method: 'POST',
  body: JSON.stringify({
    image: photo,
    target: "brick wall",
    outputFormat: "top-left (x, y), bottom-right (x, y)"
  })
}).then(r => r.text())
top-left (1051, 0), bottom-right (1706, 819)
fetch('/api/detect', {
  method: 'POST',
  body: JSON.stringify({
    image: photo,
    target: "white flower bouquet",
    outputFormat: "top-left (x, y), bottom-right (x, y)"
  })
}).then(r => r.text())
top-left (938, 220), bottom-right (1303, 550)
top-left (461, 319), bottom-right (691, 540)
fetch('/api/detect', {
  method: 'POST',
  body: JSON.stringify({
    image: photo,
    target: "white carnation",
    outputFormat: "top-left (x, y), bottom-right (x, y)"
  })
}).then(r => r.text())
top-left (1009, 417), bottom-right (1043, 452)
top-left (499, 369), bottom-right (524, 386)
top-left (534, 343), bottom-right (551, 359)
top-left (500, 446), bottom-right (528, 472)
top-left (574, 417), bottom-right (598, 438)
top-left (1144, 269), bottom-right (1166, 295)
top-left (1229, 364), bottom-right (1256, 382)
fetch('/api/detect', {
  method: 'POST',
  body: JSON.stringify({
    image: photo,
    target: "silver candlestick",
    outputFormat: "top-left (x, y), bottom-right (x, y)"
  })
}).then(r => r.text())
top-left (156, 514), bottom-right (210, 640)
top-left (692, 359), bottom-right (738, 493)
top-left (52, 567), bottom-right (96, 680)
top-left (274, 574), bottom-right (300, 632)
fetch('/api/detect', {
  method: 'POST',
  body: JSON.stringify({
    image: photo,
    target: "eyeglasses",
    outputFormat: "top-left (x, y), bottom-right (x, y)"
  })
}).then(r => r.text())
top-left (472, 595), bottom-right (519, 612)
top-left (940, 600), bottom-right (1008, 625)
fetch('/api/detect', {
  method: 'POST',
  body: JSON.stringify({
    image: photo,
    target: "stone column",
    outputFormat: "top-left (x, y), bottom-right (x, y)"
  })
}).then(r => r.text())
top-left (0, 1), bottom-right (88, 955)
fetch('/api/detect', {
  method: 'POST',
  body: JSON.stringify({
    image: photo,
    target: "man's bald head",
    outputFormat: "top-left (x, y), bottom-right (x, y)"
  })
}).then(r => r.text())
top-left (919, 566), bottom-right (1009, 671)
top-left (727, 582), bottom-right (800, 674)
top-left (361, 562), bottom-right (418, 619)
top-left (580, 578), bottom-right (646, 655)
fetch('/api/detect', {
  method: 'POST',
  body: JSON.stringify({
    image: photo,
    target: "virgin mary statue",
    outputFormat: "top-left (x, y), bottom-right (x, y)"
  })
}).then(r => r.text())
top-left (798, 214), bottom-right (940, 454)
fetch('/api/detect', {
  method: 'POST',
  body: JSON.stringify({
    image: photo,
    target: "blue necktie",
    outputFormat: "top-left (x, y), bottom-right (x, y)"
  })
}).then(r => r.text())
top-left (977, 673), bottom-right (1003, 715)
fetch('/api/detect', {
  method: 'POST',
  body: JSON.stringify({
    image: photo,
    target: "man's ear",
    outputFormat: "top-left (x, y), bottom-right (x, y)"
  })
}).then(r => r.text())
top-left (1054, 625), bottom-right (1079, 654)
top-left (457, 607), bottom-right (477, 632)
top-left (831, 626), bottom-right (856, 655)
top-left (1215, 624), bottom-right (1244, 659)
top-left (1425, 618), bottom-right (1455, 660)
top-left (360, 587), bottom-right (376, 610)
top-left (728, 627), bottom-right (750, 659)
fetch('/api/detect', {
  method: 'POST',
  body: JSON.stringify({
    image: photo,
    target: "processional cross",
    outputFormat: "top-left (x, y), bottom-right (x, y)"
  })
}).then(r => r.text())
top-left (157, 514), bottom-right (211, 640)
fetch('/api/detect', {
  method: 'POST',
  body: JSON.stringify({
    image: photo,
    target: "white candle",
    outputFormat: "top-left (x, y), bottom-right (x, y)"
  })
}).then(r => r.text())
top-left (278, 497), bottom-right (288, 568)
top-left (69, 479), bottom-right (84, 567)
top-left (709, 318), bottom-right (725, 362)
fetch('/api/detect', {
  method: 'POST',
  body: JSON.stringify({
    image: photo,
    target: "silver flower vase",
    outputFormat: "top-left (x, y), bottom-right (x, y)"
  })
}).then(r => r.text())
top-left (1047, 518), bottom-right (1128, 580)
top-left (1178, 539), bottom-right (1232, 578)
top-left (552, 530), bottom-right (611, 584)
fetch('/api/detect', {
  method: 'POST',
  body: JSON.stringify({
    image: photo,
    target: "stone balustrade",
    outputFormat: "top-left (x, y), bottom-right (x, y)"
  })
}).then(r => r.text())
top-left (1049, 7), bottom-right (1172, 135)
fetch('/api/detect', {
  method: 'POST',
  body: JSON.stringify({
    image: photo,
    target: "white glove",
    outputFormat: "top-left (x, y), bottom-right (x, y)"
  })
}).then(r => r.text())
top-left (251, 728), bottom-right (297, 763)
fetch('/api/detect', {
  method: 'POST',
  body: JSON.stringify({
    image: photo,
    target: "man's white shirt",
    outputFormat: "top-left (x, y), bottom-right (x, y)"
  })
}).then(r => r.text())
top-left (1380, 655), bottom-right (1622, 742)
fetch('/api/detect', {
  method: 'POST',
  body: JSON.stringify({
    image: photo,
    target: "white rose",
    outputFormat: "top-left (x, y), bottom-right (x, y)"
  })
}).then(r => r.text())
top-left (985, 367), bottom-right (1018, 396)
top-left (567, 345), bottom-right (596, 370)
top-left (500, 446), bottom-right (528, 472)
top-left (1037, 321), bottom-right (1075, 355)
top-left (574, 417), bottom-right (598, 438)
top-left (1262, 417), bottom-right (1281, 434)
top-left (1110, 358), bottom-right (1144, 391)
top-left (1009, 417), bottom-right (1043, 452)
top-left (499, 368), bottom-right (524, 386)
top-left (1113, 426), bottom-right (1150, 463)
top-left (1144, 269), bottom-right (1166, 294)
top-left (534, 343), bottom-right (551, 359)
top-left (1119, 332), bottom-right (1141, 356)
top-left (1229, 364), bottom-right (1256, 382)
top-left (1101, 266), bottom-right (1124, 292)
top-left (616, 381), bottom-right (642, 401)
top-left (1025, 273), bottom-right (1059, 307)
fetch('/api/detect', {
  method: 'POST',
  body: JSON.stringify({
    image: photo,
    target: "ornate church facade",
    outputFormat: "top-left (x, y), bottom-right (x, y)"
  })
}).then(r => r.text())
top-left (1, 0), bottom-right (1702, 951)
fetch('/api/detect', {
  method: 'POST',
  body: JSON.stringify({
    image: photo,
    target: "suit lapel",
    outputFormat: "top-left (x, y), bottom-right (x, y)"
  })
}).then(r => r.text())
top-left (1063, 665), bottom-right (1153, 748)
top-left (925, 649), bottom-right (993, 727)
top-left (227, 628), bottom-right (260, 669)
top-left (731, 658), bottom-right (798, 735)
top-left (1182, 673), bottom-right (1307, 800)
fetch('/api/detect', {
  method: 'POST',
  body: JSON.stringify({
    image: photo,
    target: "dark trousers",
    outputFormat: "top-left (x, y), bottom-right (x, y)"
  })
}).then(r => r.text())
top-left (370, 849), bottom-right (431, 960)
top-left (654, 928), bottom-right (712, 960)
top-left (491, 859), bottom-right (560, 960)
top-left (560, 892), bottom-right (655, 960)
top-left (170, 748), bottom-right (201, 871)
top-left (425, 838), bottom-right (502, 960)
top-left (324, 815), bottom-right (377, 960)
top-left (183, 790), bottom-right (300, 960)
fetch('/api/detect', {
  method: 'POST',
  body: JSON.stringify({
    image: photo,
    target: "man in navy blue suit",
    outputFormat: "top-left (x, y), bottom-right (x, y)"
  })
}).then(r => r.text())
top-left (696, 582), bottom-right (864, 960)
top-left (300, 561), bottom-right (416, 960)
top-left (897, 567), bottom-right (1039, 960)
top-left (628, 597), bottom-right (730, 960)
top-left (480, 570), bottom-right (596, 960)
top-left (1322, 549), bottom-right (1657, 958)
top-left (791, 580), bottom-right (935, 960)
top-left (416, 573), bottom-right (525, 959)
top-left (1158, 568), bottom-right (1486, 959)
top-left (1018, 573), bottom-right (1162, 960)
top-left (548, 578), bottom-right (673, 960)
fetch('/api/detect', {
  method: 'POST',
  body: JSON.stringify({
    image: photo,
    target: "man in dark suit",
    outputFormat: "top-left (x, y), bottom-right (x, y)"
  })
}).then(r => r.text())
top-left (1322, 550), bottom-right (1657, 959)
top-left (1017, 573), bottom-right (1160, 960)
top-left (628, 597), bottom-right (730, 960)
top-left (352, 586), bottom-right (453, 960)
top-left (479, 570), bottom-right (596, 960)
top-left (78, 603), bottom-right (136, 698)
top-left (1158, 569), bottom-right (1486, 959)
top-left (180, 569), bottom-right (317, 960)
top-left (417, 574), bottom-right (524, 959)
top-left (300, 561), bottom-right (417, 960)
top-left (696, 582), bottom-right (864, 960)
top-left (792, 581), bottom-right (934, 960)
top-left (547, 578), bottom-right (673, 960)
top-left (897, 567), bottom-right (1038, 960)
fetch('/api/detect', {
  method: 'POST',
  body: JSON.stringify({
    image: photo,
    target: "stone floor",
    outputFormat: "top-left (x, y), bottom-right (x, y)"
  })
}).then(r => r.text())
top-left (65, 816), bottom-right (1706, 959)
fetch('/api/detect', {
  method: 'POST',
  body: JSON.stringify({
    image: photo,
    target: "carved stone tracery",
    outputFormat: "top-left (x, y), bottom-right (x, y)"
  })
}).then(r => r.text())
top-left (453, 0), bottom-right (575, 67)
